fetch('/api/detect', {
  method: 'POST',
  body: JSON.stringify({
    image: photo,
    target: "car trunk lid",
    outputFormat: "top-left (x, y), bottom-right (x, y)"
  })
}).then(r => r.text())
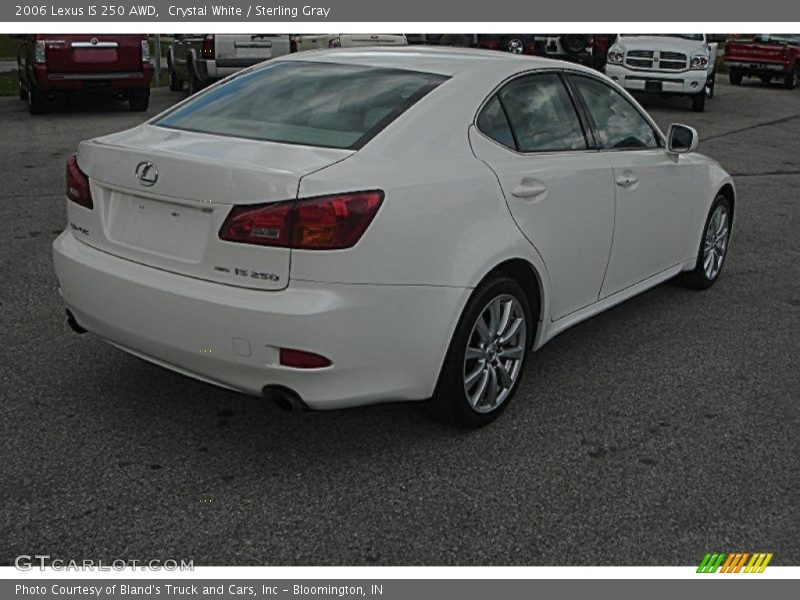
top-left (73, 124), bottom-right (354, 290)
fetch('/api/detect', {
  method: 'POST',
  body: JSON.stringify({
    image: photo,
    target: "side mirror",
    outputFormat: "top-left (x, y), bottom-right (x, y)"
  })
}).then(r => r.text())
top-left (667, 124), bottom-right (699, 154)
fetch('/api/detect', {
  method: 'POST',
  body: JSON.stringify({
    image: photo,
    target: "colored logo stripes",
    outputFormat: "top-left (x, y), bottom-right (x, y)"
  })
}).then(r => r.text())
top-left (697, 552), bottom-right (773, 573)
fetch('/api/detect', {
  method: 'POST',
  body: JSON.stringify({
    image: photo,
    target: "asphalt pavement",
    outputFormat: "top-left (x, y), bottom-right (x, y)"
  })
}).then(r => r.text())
top-left (0, 80), bottom-right (798, 566)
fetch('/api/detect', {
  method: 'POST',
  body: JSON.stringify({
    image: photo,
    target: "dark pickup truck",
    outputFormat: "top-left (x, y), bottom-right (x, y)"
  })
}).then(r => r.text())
top-left (16, 34), bottom-right (154, 114)
top-left (724, 34), bottom-right (800, 89)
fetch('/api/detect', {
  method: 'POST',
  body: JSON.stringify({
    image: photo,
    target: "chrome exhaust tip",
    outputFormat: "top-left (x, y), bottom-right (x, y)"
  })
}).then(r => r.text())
top-left (262, 385), bottom-right (307, 412)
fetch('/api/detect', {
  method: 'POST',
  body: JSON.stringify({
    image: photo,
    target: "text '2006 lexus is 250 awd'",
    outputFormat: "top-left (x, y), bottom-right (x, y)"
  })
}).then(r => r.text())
top-left (53, 47), bottom-right (735, 427)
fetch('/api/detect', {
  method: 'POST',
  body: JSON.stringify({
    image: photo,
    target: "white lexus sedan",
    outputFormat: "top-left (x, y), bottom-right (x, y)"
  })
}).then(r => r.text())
top-left (53, 47), bottom-right (734, 427)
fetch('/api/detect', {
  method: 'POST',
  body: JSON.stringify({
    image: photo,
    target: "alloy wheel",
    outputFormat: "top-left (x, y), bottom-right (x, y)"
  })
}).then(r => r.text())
top-left (507, 38), bottom-right (524, 54)
top-left (703, 204), bottom-right (729, 280)
top-left (463, 294), bottom-right (527, 413)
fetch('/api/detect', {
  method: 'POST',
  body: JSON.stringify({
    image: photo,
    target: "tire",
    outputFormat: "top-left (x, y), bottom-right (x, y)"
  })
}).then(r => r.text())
top-left (168, 62), bottom-right (183, 92)
top-left (729, 70), bottom-right (743, 85)
top-left (784, 66), bottom-right (799, 90)
top-left (706, 71), bottom-right (716, 99)
top-left (187, 60), bottom-right (203, 95)
top-left (679, 195), bottom-right (732, 290)
top-left (502, 36), bottom-right (525, 55)
top-left (691, 91), bottom-right (706, 112)
top-left (18, 74), bottom-right (27, 101)
top-left (431, 276), bottom-right (533, 428)
top-left (560, 34), bottom-right (590, 55)
top-left (128, 88), bottom-right (150, 112)
top-left (27, 86), bottom-right (46, 115)
top-left (760, 74), bottom-right (773, 85)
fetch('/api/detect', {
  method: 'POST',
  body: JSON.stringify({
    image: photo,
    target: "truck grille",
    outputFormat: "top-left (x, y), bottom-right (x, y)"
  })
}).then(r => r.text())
top-left (625, 50), bottom-right (688, 71)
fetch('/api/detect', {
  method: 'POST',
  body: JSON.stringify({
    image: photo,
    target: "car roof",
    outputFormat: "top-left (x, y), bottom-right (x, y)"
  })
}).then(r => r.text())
top-left (272, 45), bottom-right (598, 78)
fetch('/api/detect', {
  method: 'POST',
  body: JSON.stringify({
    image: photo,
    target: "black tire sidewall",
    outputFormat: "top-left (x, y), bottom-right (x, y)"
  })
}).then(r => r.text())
top-left (433, 276), bottom-right (533, 427)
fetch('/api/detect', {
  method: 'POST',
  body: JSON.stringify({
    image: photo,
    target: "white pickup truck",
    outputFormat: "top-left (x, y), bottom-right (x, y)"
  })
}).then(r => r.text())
top-left (605, 34), bottom-right (718, 112)
top-left (168, 34), bottom-right (292, 94)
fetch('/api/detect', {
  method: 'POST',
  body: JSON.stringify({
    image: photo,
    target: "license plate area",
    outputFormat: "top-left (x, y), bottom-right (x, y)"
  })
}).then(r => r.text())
top-left (105, 192), bottom-right (210, 262)
top-left (645, 80), bottom-right (663, 92)
top-left (72, 48), bottom-right (117, 64)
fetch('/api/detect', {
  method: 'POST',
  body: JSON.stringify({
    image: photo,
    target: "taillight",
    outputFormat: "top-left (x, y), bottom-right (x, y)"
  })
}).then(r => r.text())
top-left (279, 348), bottom-right (331, 369)
top-left (34, 40), bottom-right (46, 64)
top-left (219, 191), bottom-right (383, 250)
top-left (202, 35), bottom-right (215, 59)
top-left (141, 39), bottom-right (150, 63)
top-left (289, 35), bottom-right (297, 53)
top-left (66, 156), bottom-right (93, 209)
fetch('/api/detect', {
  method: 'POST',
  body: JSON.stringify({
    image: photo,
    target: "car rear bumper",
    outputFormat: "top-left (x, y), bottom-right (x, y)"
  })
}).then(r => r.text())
top-left (196, 58), bottom-right (266, 81)
top-left (34, 63), bottom-right (153, 91)
top-left (724, 60), bottom-right (788, 74)
top-left (605, 64), bottom-right (708, 94)
top-left (53, 232), bottom-right (467, 409)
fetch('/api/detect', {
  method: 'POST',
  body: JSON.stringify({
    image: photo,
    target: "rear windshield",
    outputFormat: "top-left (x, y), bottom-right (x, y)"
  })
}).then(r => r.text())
top-left (156, 61), bottom-right (448, 149)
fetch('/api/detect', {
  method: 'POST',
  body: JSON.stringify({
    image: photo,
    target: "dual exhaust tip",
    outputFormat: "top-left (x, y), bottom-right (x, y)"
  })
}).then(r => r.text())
top-left (67, 310), bottom-right (307, 413)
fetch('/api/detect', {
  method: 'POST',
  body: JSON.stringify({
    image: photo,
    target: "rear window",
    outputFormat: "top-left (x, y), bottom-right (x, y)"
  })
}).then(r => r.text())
top-left (156, 61), bottom-right (448, 149)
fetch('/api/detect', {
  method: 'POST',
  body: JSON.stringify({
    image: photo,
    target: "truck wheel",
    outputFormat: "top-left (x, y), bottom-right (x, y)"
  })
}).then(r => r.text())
top-left (729, 70), bottom-right (743, 85)
top-left (760, 74), bottom-right (773, 85)
top-left (27, 87), bottom-right (46, 115)
top-left (560, 34), bottom-right (590, 54)
top-left (502, 36), bottom-right (525, 55)
top-left (187, 60), bottom-right (203, 95)
top-left (691, 92), bottom-right (706, 112)
top-left (168, 62), bottom-right (184, 92)
top-left (706, 71), bottom-right (716, 99)
top-left (784, 66), bottom-right (799, 90)
top-left (128, 89), bottom-right (150, 112)
top-left (18, 74), bottom-right (27, 101)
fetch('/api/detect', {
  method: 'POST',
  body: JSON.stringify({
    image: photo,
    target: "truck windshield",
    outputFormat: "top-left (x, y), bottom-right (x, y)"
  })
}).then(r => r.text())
top-left (155, 61), bottom-right (448, 150)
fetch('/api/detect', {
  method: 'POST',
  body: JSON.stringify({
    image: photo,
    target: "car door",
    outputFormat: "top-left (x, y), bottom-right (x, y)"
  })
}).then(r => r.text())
top-left (568, 74), bottom-right (695, 298)
top-left (469, 72), bottom-right (616, 320)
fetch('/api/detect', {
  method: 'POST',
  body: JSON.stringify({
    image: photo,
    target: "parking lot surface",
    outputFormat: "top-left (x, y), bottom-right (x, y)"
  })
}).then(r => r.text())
top-left (1, 81), bottom-right (798, 565)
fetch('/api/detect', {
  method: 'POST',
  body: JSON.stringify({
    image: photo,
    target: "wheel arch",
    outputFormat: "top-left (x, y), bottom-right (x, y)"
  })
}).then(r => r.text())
top-left (717, 182), bottom-right (736, 222)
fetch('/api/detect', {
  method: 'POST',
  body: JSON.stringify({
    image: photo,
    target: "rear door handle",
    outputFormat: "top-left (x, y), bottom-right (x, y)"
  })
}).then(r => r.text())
top-left (615, 174), bottom-right (639, 187)
top-left (511, 179), bottom-right (547, 200)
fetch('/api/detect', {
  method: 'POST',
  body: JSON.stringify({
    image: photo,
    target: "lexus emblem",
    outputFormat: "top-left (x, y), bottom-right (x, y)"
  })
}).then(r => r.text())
top-left (135, 161), bottom-right (158, 187)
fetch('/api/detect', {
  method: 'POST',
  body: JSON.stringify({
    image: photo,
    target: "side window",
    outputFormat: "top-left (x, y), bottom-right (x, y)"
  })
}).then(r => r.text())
top-left (476, 96), bottom-right (515, 149)
top-left (571, 76), bottom-right (659, 150)
top-left (495, 73), bottom-right (587, 152)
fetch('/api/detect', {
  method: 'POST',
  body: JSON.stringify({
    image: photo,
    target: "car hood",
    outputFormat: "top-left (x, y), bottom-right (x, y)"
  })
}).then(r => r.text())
top-left (615, 36), bottom-right (707, 54)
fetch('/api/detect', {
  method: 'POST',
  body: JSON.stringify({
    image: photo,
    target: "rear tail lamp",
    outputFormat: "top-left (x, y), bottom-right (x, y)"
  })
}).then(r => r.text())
top-left (141, 39), bottom-right (151, 62)
top-left (279, 348), bottom-right (331, 369)
top-left (219, 190), bottom-right (383, 250)
top-left (66, 155), bottom-right (93, 209)
top-left (34, 40), bottom-right (46, 64)
top-left (202, 35), bottom-right (215, 59)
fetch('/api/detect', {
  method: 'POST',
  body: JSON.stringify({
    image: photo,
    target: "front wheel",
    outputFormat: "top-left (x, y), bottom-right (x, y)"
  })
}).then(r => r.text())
top-left (679, 195), bottom-right (732, 289)
top-left (431, 277), bottom-right (532, 428)
top-left (691, 91), bottom-right (706, 112)
top-left (729, 70), bottom-right (743, 85)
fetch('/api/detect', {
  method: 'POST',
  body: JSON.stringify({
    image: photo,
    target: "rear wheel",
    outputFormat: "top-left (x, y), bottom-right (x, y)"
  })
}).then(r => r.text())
top-left (706, 71), bottom-right (716, 99)
top-left (431, 276), bottom-right (532, 428)
top-left (128, 88), bottom-right (150, 112)
top-left (784, 65), bottom-right (799, 90)
top-left (27, 86), bottom-right (46, 115)
top-left (168, 61), bottom-right (184, 91)
top-left (187, 60), bottom-right (203, 95)
top-left (18, 74), bottom-right (27, 101)
top-left (729, 69), bottom-right (743, 85)
top-left (691, 91), bottom-right (706, 112)
top-left (760, 74), bottom-right (773, 85)
top-left (679, 195), bottom-right (732, 289)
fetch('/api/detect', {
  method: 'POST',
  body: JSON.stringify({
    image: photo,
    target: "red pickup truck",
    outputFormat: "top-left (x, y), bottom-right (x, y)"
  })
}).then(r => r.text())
top-left (16, 34), bottom-right (154, 115)
top-left (724, 34), bottom-right (800, 89)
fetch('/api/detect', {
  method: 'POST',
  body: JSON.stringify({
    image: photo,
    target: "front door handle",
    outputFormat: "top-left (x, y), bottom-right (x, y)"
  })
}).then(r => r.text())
top-left (511, 179), bottom-right (548, 200)
top-left (615, 174), bottom-right (639, 187)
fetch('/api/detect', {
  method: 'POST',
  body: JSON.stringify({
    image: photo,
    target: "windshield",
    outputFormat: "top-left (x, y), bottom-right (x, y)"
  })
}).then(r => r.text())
top-left (732, 34), bottom-right (800, 44)
top-left (621, 34), bottom-right (705, 41)
top-left (156, 62), bottom-right (448, 149)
